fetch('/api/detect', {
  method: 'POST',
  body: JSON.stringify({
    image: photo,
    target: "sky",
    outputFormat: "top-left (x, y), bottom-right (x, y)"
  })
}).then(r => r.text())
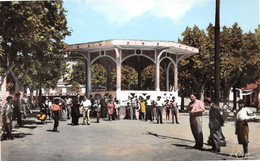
top-left (63, 0), bottom-right (260, 45)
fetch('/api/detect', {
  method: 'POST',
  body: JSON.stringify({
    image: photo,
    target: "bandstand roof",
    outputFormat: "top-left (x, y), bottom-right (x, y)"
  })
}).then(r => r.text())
top-left (68, 39), bottom-right (199, 55)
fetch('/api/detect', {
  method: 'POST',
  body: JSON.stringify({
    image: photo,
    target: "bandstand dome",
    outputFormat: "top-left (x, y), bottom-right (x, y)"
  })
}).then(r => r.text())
top-left (67, 39), bottom-right (199, 104)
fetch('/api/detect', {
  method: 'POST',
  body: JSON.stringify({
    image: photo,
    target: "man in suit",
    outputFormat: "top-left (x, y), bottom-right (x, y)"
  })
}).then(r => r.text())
top-left (204, 97), bottom-right (224, 152)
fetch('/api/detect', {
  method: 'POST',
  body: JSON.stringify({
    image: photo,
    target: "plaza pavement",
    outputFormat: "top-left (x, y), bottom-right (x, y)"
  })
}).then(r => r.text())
top-left (1, 108), bottom-right (260, 161)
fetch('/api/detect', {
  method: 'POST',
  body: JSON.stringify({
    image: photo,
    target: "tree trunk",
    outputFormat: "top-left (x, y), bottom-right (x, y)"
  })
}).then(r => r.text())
top-left (223, 85), bottom-right (231, 104)
top-left (30, 88), bottom-right (34, 109)
top-left (1, 76), bottom-right (7, 105)
top-left (39, 87), bottom-right (42, 107)
top-left (10, 67), bottom-right (30, 94)
top-left (232, 87), bottom-right (237, 111)
top-left (200, 89), bottom-right (205, 101)
top-left (181, 93), bottom-right (185, 111)
top-left (35, 89), bottom-right (39, 108)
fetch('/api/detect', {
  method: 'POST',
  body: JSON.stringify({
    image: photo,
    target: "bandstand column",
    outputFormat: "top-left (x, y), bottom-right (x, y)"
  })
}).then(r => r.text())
top-left (115, 48), bottom-right (121, 100)
top-left (166, 63), bottom-right (170, 91)
top-left (155, 51), bottom-right (160, 92)
top-left (87, 55), bottom-right (91, 95)
top-left (106, 61), bottom-right (111, 91)
top-left (137, 56), bottom-right (141, 90)
top-left (174, 63), bottom-right (178, 92)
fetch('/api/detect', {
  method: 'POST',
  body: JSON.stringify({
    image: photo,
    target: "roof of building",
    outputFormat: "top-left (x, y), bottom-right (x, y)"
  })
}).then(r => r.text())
top-left (68, 39), bottom-right (199, 55)
top-left (244, 82), bottom-right (260, 90)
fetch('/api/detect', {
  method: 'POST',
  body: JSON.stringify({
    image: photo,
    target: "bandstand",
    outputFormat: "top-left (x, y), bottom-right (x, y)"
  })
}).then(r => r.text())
top-left (67, 40), bottom-right (199, 105)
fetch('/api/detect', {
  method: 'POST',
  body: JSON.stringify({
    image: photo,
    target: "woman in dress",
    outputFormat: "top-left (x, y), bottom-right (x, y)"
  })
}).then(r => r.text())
top-left (107, 100), bottom-right (114, 121)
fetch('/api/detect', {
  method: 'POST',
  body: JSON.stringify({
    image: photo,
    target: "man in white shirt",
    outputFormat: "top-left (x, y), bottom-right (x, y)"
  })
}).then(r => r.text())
top-left (155, 96), bottom-right (164, 124)
top-left (235, 99), bottom-right (256, 157)
top-left (145, 96), bottom-right (152, 121)
top-left (81, 96), bottom-right (92, 125)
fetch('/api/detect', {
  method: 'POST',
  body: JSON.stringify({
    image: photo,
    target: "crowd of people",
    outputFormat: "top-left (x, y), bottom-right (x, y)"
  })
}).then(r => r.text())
top-left (0, 92), bottom-right (181, 139)
top-left (0, 92), bottom-right (257, 157)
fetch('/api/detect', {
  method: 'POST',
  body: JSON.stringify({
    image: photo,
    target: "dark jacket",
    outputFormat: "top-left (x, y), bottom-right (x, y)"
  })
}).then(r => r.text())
top-left (209, 103), bottom-right (224, 130)
top-left (72, 98), bottom-right (80, 117)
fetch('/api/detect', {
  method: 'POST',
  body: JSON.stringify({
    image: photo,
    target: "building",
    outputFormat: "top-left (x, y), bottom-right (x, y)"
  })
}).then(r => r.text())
top-left (243, 82), bottom-right (260, 107)
top-left (66, 39), bottom-right (198, 105)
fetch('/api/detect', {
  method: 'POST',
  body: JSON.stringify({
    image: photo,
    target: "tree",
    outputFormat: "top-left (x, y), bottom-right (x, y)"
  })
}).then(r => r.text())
top-left (0, 1), bottom-right (70, 94)
top-left (65, 60), bottom-right (86, 91)
top-left (220, 24), bottom-right (260, 109)
top-left (178, 25), bottom-right (214, 99)
top-left (92, 64), bottom-right (107, 89)
top-left (178, 23), bottom-right (260, 107)
top-left (112, 65), bottom-right (138, 90)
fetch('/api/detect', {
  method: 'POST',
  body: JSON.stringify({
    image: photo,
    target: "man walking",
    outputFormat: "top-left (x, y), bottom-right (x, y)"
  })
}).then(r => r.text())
top-left (187, 94), bottom-right (205, 150)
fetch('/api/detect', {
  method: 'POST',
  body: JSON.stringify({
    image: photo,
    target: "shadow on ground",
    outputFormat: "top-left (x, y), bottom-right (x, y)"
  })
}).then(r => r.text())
top-left (46, 130), bottom-right (60, 133)
top-left (2, 132), bottom-right (33, 141)
top-left (146, 131), bottom-right (194, 143)
top-left (146, 131), bottom-right (239, 159)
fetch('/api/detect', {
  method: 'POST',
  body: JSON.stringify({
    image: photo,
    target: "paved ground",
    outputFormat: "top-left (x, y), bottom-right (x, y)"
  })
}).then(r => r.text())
top-left (1, 108), bottom-right (260, 161)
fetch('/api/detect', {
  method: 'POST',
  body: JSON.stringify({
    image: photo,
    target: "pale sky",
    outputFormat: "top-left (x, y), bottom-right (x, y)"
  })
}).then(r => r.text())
top-left (63, 0), bottom-right (260, 44)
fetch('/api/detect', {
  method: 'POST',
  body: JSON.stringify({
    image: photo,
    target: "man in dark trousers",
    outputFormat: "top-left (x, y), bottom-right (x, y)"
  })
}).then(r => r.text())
top-left (171, 96), bottom-right (180, 124)
top-left (145, 96), bottom-right (152, 121)
top-left (204, 97), bottom-right (224, 152)
top-left (155, 96), bottom-right (163, 124)
top-left (71, 93), bottom-right (81, 125)
top-left (12, 93), bottom-right (22, 127)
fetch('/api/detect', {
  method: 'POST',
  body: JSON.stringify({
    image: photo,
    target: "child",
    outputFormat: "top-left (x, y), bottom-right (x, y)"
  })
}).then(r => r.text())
top-left (51, 99), bottom-right (61, 132)
top-left (93, 100), bottom-right (101, 123)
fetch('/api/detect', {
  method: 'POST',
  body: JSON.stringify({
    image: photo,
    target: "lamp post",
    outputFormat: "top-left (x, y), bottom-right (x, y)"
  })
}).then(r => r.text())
top-left (215, 0), bottom-right (220, 106)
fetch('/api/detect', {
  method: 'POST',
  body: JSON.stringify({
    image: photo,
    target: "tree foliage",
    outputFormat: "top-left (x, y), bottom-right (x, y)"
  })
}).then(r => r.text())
top-left (178, 23), bottom-right (260, 101)
top-left (178, 25), bottom-right (214, 98)
top-left (0, 1), bottom-right (71, 93)
top-left (92, 63), bottom-right (107, 89)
